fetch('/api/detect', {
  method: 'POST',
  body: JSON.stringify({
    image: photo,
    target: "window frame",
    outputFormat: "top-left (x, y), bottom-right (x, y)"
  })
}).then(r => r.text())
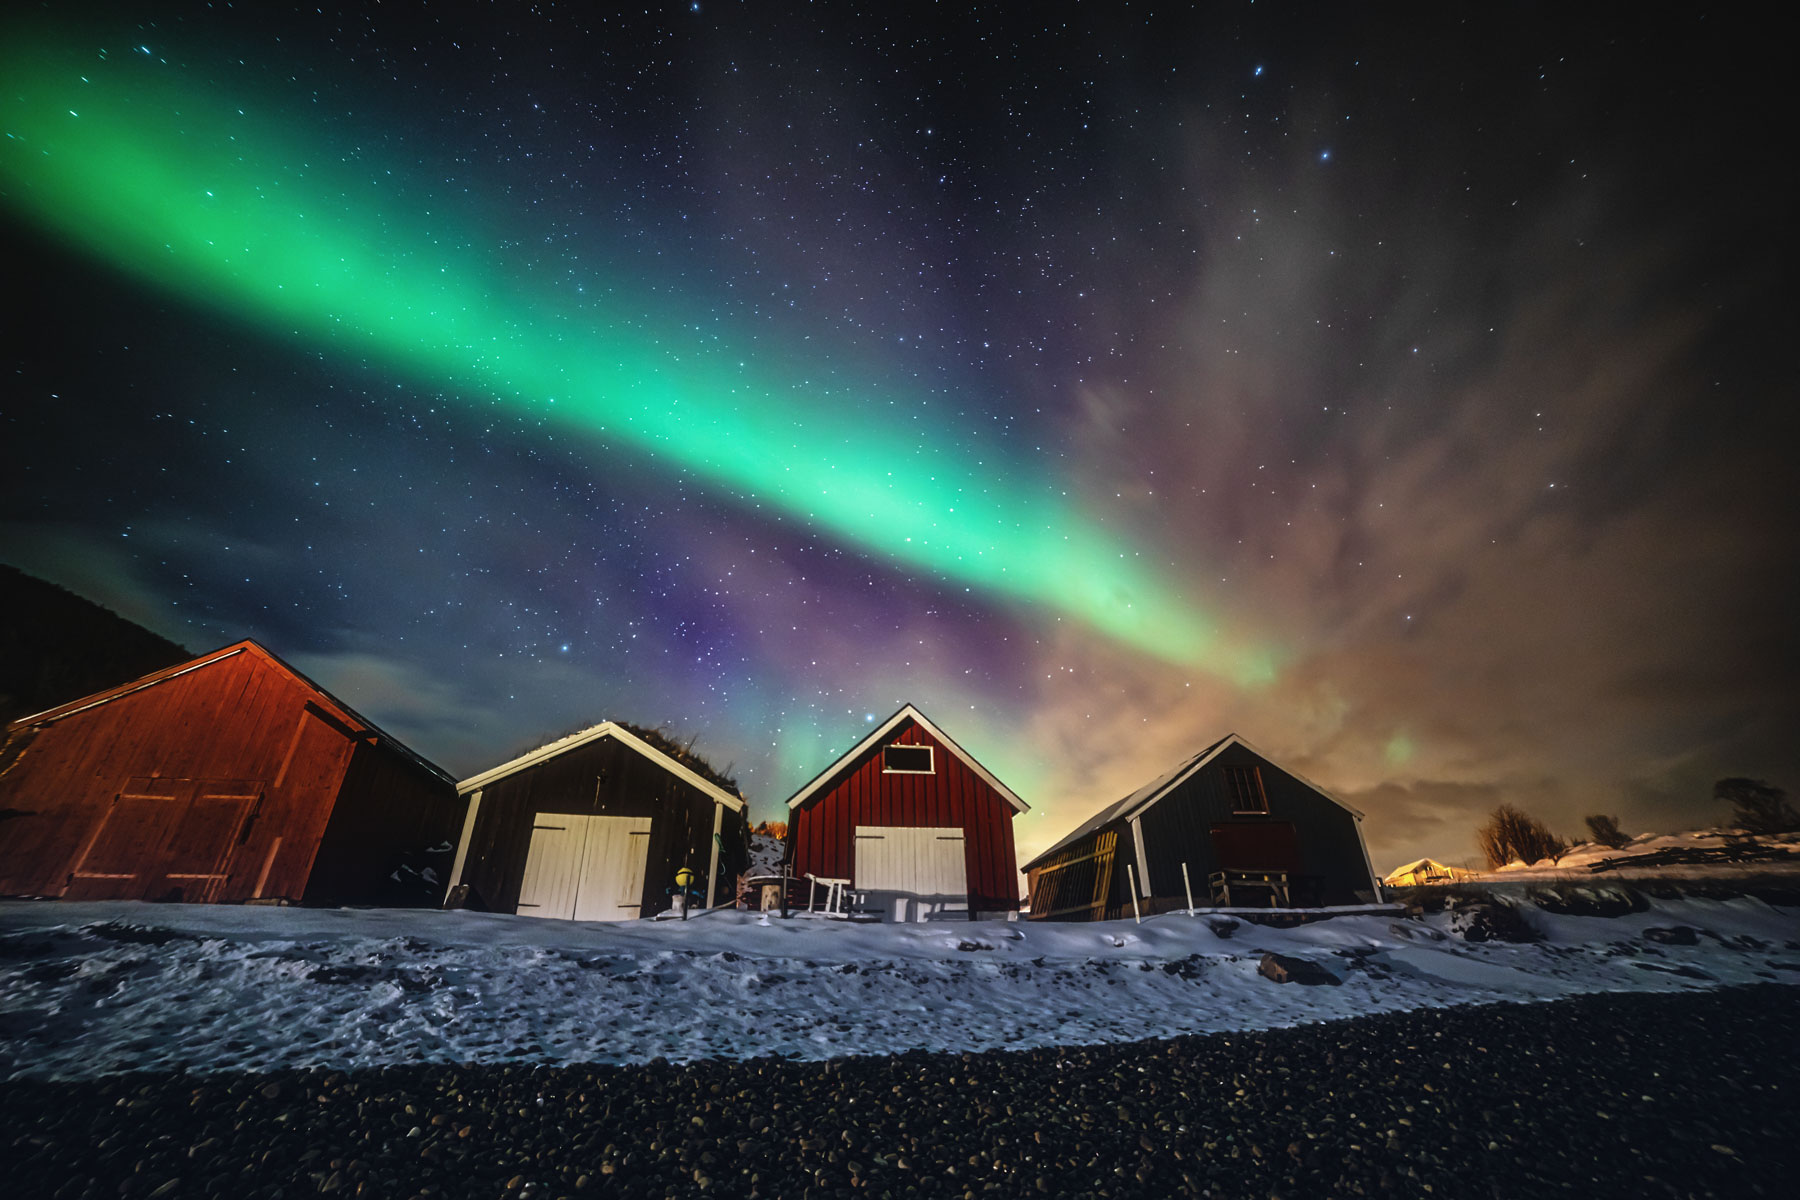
top-left (1224, 764), bottom-right (1270, 815)
top-left (881, 743), bottom-right (936, 775)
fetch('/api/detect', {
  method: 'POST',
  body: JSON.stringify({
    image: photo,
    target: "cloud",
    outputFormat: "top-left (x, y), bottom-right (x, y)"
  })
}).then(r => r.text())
top-left (1010, 130), bottom-right (1800, 870)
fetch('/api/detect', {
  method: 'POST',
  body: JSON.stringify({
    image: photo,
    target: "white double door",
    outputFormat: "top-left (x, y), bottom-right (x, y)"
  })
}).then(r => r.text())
top-left (517, 813), bottom-right (653, 921)
top-left (854, 825), bottom-right (968, 922)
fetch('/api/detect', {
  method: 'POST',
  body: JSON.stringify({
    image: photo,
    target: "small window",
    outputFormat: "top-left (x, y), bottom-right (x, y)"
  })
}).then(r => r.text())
top-left (1224, 765), bottom-right (1268, 814)
top-left (882, 744), bottom-right (934, 774)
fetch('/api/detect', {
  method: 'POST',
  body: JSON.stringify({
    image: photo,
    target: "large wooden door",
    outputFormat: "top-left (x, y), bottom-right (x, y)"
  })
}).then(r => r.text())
top-left (516, 814), bottom-right (653, 921)
top-left (854, 826), bottom-right (968, 921)
top-left (1210, 821), bottom-right (1301, 871)
top-left (65, 779), bottom-right (260, 902)
top-left (159, 784), bottom-right (262, 902)
top-left (573, 817), bottom-right (653, 920)
top-left (516, 817), bottom-right (584, 919)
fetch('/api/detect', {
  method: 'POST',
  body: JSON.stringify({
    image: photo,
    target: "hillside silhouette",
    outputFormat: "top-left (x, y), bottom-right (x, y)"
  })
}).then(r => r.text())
top-left (0, 565), bottom-right (192, 727)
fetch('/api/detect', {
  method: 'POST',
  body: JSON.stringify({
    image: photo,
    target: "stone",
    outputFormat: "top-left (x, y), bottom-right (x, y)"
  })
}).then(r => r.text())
top-left (1258, 954), bottom-right (1341, 986)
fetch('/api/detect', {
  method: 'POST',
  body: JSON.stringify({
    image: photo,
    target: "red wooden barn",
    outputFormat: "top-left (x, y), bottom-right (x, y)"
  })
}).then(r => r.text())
top-left (785, 705), bottom-right (1028, 921)
top-left (0, 640), bottom-right (464, 906)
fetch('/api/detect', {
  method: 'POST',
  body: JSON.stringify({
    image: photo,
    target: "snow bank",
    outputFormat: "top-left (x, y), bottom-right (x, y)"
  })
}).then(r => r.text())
top-left (1472, 828), bottom-right (1800, 882)
top-left (2, 895), bottom-right (1797, 1081)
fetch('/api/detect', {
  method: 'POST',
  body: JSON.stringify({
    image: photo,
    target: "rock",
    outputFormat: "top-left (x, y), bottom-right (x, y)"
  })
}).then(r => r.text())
top-left (1258, 953), bottom-right (1341, 986)
top-left (1449, 902), bottom-right (1540, 943)
top-left (1528, 886), bottom-right (1647, 917)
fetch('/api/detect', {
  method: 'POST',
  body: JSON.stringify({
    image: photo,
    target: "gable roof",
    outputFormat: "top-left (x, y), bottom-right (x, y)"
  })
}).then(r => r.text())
top-left (458, 721), bottom-right (745, 812)
top-left (7, 639), bottom-right (455, 785)
top-left (1020, 733), bottom-right (1365, 871)
top-left (784, 703), bottom-right (1029, 813)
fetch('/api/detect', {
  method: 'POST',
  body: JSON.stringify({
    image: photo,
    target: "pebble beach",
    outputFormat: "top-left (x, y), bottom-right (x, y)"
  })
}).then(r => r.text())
top-left (5, 984), bottom-right (1794, 1200)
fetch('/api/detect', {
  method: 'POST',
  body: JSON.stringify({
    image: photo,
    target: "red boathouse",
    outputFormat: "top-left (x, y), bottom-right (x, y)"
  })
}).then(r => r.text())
top-left (785, 705), bottom-right (1028, 921)
top-left (0, 640), bottom-right (464, 906)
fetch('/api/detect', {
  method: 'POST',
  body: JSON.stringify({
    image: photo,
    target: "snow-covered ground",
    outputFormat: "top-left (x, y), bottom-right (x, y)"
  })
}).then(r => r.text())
top-left (1468, 828), bottom-right (1800, 883)
top-left (3, 891), bottom-right (1797, 1082)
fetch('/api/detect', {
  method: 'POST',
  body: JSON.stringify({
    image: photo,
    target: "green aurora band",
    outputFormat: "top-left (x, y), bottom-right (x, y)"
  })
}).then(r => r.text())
top-left (0, 36), bottom-right (1272, 682)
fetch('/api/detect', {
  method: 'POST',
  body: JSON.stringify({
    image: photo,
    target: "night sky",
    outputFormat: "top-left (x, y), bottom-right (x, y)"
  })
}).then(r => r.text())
top-left (3, 3), bottom-right (1794, 873)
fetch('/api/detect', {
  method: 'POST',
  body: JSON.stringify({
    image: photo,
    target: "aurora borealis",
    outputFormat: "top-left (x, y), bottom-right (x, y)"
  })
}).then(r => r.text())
top-left (3, 3), bottom-right (1794, 871)
top-left (0, 30), bottom-right (1247, 676)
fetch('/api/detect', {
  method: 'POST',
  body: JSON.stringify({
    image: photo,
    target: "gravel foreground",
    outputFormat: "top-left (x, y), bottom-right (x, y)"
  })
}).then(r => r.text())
top-left (3, 985), bottom-right (1795, 1200)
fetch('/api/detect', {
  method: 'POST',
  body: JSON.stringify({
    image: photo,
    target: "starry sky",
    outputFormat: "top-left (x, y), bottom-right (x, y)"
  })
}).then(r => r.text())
top-left (3, 2), bottom-right (1794, 874)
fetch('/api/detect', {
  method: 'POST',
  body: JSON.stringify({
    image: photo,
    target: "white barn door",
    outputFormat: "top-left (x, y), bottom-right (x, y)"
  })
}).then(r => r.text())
top-left (854, 826), bottom-right (968, 921)
top-left (517, 818), bottom-right (583, 919)
top-left (574, 817), bottom-right (653, 920)
top-left (517, 814), bottom-right (653, 921)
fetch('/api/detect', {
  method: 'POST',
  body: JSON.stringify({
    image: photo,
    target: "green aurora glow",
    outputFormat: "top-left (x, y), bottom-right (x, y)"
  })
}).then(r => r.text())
top-left (0, 36), bottom-right (1273, 682)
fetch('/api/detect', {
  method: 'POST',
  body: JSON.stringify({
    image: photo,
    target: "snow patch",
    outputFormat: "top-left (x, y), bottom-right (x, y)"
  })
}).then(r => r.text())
top-left (1, 894), bottom-right (1795, 1081)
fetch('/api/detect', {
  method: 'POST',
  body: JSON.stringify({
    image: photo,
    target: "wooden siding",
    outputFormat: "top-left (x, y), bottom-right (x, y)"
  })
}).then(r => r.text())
top-left (63, 776), bottom-right (262, 903)
top-left (0, 646), bottom-right (457, 905)
top-left (455, 733), bottom-right (747, 918)
top-left (788, 717), bottom-right (1021, 913)
top-left (1024, 828), bottom-right (1119, 920)
top-left (1137, 743), bottom-right (1375, 906)
top-left (1026, 740), bottom-right (1378, 920)
top-left (1209, 821), bottom-right (1301, 872)
top-left (304, 738), bottom-right (466, 906)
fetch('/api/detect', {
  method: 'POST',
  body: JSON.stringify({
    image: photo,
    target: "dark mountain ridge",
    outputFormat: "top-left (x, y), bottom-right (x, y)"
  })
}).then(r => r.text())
top-left (0, 564), bottom-right (192, 727)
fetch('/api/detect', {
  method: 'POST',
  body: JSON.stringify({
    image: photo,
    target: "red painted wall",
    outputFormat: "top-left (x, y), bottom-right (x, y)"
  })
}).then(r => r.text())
top-left (788, 717), bottom-right (1021, 912)
top-left (0, 643), bottom-right (457, 904)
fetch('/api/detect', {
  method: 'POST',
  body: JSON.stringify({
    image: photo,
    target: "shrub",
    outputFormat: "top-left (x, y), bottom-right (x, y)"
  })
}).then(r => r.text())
top-left (1584, 814), bottom-right (1630, 849)
top-left (751, 820), bottom-right (789, 840)
top-left (1716, 778), bottom-right (1800, 835)
top-left (1476, 803), bottom-right (1567, 868)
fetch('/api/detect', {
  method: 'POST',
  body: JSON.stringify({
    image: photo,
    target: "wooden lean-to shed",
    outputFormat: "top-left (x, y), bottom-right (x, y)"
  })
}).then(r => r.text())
top-left (1022, 734), bottom-right (1379, 920)
top-left (785, 705), bottom-right (1028, 921)
top-left (0, 640), bottom-right (464, 906)
top-left (445, 723), bottom-right (749, 920)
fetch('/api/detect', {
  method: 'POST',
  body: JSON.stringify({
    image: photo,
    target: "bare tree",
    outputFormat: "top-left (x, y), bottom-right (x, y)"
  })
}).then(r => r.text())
top-left (1476, 804), bottom-right (1568, 868)
top-left (1584, 814), bottom-right (1630, 849)
top-left (1716, 778), bottom-right (1799, 835)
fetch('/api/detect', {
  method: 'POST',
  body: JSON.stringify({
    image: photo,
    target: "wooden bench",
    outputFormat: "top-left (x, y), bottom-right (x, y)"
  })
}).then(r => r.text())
top-left (1208, 869), bottom-right (1292, 908)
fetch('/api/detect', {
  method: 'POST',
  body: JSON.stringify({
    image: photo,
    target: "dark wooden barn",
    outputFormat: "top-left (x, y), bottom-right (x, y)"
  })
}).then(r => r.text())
top-left (1022, 734), bottom-right (1379, 920)
top-left (785, 705), bottom-right (1028, 921)
top-left (445, 722), bottom-right (749, 920)
top-left (0, 640), bottom-right (465, 906)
